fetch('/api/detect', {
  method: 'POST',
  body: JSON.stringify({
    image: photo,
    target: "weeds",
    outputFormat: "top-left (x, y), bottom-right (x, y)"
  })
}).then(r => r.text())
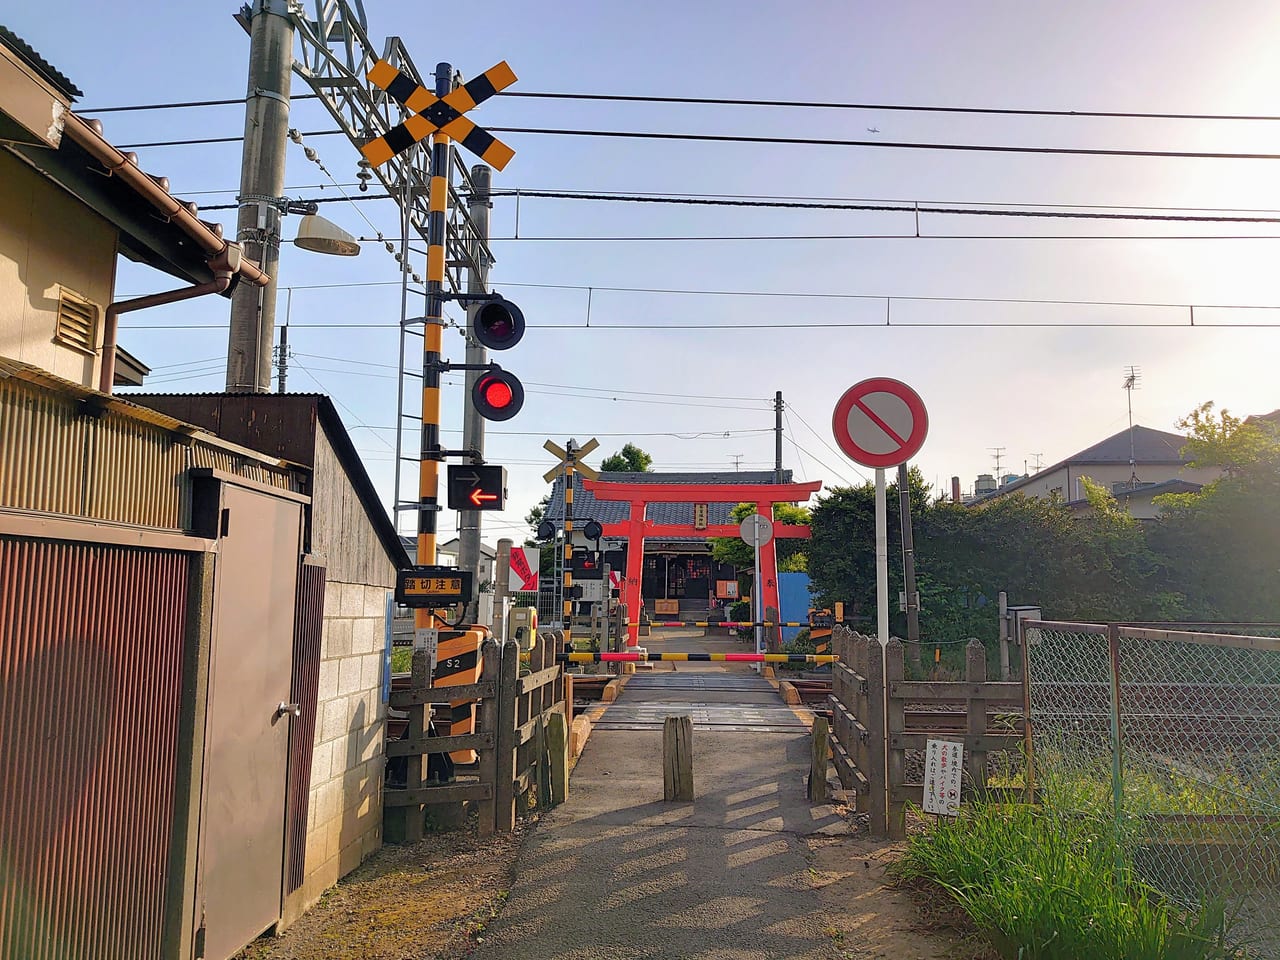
top-left (897, 803), bottom-right (1249, 960)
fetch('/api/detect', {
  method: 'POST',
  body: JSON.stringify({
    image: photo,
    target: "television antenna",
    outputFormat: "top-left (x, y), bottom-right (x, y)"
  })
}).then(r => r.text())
top-left (1123, 366), bottom-right (1142, 486)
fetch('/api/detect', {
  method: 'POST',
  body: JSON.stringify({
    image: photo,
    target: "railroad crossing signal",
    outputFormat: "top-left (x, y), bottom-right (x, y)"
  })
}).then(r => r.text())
top-left (361, 60), bottom-right (518, 169)
top-left (446, 464), bottom-right (508, 510)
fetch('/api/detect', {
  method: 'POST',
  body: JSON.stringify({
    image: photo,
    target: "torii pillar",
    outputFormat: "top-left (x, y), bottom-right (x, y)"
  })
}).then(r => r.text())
top-left (583, 479), bottom-right (822, 646)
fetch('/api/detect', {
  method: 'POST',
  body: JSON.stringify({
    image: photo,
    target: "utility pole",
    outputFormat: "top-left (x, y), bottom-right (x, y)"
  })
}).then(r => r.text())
top-left (227, 0), bottom-right (293, 393)
top-left (897, 463), bottom-right (922, 666)
top-left (458, 165), bottom-right (493, 618)
top-left (276, 320), bottom-right (289, 392)
top-left (774, 391), bottom-right (783, 484)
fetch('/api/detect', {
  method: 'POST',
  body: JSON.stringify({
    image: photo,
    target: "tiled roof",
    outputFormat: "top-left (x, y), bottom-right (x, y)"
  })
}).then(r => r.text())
top-left (1069, 425), bottom-right (1189, 464)
top-left (544, 470), bottom-right (794, 527)
top-left (0, 25), bottom-right (82, 99)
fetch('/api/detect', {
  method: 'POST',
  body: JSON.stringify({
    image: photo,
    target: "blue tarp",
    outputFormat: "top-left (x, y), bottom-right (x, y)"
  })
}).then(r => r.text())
top-left (778, 572), bottom-right (812, 641)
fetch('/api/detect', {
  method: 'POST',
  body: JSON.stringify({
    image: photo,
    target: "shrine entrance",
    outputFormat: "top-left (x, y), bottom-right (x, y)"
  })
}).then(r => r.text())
top-left (582, 478), bottom-right (822, 646)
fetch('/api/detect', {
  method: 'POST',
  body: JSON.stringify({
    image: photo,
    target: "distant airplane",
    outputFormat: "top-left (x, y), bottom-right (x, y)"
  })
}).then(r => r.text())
top-left (867, 127), bottom-right (880, 133)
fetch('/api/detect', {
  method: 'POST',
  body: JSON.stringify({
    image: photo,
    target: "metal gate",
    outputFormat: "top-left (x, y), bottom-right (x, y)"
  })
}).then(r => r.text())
top-left (0, 536), bottom-right (189, 960)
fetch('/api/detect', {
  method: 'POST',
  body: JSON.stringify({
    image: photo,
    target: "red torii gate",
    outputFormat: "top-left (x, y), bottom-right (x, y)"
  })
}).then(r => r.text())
top-left (582, 478), bottom-right (823, 646)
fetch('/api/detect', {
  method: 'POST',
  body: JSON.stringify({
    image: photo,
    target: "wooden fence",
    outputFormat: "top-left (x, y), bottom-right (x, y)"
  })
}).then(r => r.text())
top-left (385, 629), bottom-right (569, 841)
top-left (828, 626), bottom-right (1025, 838)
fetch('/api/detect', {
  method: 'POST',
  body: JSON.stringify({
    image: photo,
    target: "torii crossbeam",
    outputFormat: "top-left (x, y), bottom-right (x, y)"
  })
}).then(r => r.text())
top-left (582, 479), bottom-right (822, 646)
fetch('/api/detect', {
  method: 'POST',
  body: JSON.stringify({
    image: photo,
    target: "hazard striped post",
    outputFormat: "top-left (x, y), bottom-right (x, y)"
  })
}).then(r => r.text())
top-left (562, 445), bottom-right (575, 647)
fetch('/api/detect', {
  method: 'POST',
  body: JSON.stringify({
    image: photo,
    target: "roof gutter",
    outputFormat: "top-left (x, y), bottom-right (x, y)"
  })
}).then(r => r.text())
top-left (98, 247), bottom-right (242, 394)
top-left (59, 110), bottom-right (269, 288)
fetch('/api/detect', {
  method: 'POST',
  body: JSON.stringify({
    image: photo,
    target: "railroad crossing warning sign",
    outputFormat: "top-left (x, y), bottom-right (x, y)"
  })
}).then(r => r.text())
top-left (542, 438), bottom-right (600, 482)
top-left (832, 378), bottom-right (929, 468)
top-left (508, 547), bottom-right (539, 592)
top-left (361, 60), bottom-right (517, 169)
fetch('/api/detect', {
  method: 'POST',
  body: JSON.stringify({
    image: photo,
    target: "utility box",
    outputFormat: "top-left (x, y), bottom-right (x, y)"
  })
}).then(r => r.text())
top-left (510, 605), bottom-right (538, 649)
top-left (1006, 605), bottom-right (1043, 645)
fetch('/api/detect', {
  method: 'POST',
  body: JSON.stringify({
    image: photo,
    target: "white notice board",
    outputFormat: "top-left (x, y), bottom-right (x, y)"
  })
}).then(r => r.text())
top-left (923, 739), bottom-right (964, 816)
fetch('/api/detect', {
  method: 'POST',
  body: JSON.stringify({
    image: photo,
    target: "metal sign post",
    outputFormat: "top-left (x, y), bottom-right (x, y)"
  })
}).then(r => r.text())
top-left (832, 378), bottom-right (930, 830)
top-left (739, 514), bottom-right (774, 674)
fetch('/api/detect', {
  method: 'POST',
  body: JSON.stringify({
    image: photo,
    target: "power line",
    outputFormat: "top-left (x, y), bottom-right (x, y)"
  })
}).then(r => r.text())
top-left (82, 90), bottom-right (1280, 124)
top-left (785, 404), bottom-right (869, 483)
top-left (111, 125), bottom-right (1280, 162)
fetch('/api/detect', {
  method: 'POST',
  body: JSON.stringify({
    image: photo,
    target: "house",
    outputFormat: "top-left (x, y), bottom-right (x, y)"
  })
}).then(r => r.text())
top-left (1, 29), bottom-right (405, 960)
top-left (973, 425), bottom-right (1222, 519)
top-left (435, 536), bottom-right (497, 587)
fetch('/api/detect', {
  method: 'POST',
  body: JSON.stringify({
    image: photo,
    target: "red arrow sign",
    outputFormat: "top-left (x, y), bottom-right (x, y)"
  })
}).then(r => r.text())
top-left (469, 489), bottom-right (499, 507)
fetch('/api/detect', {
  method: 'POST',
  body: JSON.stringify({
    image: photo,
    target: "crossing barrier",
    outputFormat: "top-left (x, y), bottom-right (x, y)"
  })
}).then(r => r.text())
top-left (630, 621), bottom-right (811, 628)
top-left (558, 652), bottom-right (837, 664)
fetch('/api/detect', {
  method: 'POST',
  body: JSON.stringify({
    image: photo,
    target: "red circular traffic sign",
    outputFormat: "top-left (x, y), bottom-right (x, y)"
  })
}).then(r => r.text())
top-left (832, 378), bottom-right (929, 468)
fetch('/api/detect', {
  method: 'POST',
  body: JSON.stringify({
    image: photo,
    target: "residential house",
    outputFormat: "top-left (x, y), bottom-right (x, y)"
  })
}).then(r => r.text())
top-left (974, 425), bottom-right (1221, 519)
top-left (1, 29), bottom-right (405, 960)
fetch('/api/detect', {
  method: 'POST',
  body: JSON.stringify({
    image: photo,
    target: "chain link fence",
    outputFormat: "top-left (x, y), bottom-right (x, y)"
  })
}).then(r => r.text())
top-left (1026, 622), bottom-right (1280, 957)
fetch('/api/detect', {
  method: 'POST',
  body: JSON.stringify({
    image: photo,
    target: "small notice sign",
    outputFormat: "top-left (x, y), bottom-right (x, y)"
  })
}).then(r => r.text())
top-left (923, 739), bottom-right (964, 816)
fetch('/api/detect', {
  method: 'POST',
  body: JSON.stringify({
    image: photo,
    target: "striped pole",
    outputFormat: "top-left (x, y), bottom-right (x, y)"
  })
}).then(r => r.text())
top-left (562, 445), bottom-right (575, 646)
top-left (558, 652), bottom-right (838, 664)
top-left (416, 62), bottom-right (453, 632)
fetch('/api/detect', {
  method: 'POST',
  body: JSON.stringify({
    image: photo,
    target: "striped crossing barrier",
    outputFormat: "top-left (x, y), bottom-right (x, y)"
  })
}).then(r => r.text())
top-left (434, 628), bottom-right (486, 763)
top-left (630, 621), bottom-right (813, 628)
top-left (558, 652), bottom-right (838, 664)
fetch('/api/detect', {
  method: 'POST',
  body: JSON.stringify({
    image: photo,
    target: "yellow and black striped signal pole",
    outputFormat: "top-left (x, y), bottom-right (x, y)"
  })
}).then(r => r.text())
top-left (561, 443), bottom-right (576, 647)
top-left (417, 61), bottom-right (454, 629)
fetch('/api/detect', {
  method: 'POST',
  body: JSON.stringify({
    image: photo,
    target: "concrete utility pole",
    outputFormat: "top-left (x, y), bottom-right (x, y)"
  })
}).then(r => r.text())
top-left (774, 391), bottom-right (784, 483)
top-left (227, 0), bottom-right (293, 393)
top-left (459, 166), bottom-right (493, 617)
top-left (898, 463), bottom-right (922, 665)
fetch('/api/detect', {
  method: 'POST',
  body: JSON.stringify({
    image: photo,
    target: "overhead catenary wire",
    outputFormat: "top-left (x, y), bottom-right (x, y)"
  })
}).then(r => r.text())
top-left (82, 89), bottom-right (1280, 124)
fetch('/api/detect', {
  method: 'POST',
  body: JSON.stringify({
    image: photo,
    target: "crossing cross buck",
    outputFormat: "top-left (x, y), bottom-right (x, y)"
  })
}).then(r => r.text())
top-left (361, 59), bottom-right (518, 169)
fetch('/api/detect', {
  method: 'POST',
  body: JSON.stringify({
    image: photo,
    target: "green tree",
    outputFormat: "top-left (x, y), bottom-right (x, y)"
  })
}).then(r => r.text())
top-left (600, 442), bottom-right (654, 472)
top-left (709, 502), bottom-right (811, 571)
top-left (1147, 403), bottom-right (1280, 620)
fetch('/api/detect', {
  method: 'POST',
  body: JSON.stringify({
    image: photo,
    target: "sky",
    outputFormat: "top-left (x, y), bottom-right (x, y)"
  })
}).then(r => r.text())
top-left (9, 0), bottom-right (1280, 545)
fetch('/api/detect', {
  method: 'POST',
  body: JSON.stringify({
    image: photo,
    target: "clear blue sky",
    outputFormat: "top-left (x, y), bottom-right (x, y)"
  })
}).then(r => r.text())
top-left (9, 1), bottom-right (1280, 542)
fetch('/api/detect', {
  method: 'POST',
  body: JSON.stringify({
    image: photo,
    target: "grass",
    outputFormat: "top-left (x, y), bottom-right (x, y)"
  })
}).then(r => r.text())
top-left (897, 802), bottom-right (1249, 960)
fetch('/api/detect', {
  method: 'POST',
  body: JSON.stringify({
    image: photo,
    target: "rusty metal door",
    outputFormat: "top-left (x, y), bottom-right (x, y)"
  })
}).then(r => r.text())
top-left (199, 484), bottom-right (302, 960)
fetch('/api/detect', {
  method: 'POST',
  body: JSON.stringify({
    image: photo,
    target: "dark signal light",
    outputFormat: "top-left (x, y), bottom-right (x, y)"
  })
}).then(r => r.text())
top-left (473, 296), bottom-right (525, 351)
top-left (473, 367), bottom-right (524, 421)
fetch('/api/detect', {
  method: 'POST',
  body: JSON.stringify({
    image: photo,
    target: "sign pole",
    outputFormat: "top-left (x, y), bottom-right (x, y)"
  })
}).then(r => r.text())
top-left (875, 468), bottom-right (889, 648)
top-left (753, 521), bottom-right (763, 674)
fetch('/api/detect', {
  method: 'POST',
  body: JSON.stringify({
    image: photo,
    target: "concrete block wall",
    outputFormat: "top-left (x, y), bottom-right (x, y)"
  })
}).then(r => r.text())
top-left (291, 580), bottom-right (390, 915)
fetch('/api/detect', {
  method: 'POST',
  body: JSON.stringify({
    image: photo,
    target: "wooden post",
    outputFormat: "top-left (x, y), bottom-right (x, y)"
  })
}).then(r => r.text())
top-left (865, 634), bottom-right (887, 837)
top-left (494, 539), bottom-right (513, 642)
top-left (495, 639), bottom-right (519, 832)
top-left (885, 639), bottom-right (907, 840)
top-left (547, 709), bottom-right (569, 805)
top-left (966, 638), bottom-right (988, 800)
top-left (663, 715), bottom-right (694, 801)
top-left (808, 716), bottom-right (829, 802)
top-left (997, 591), bottom-right (1010, 681)
top-left (534, 713), bottom-right (551, 808)
top-left (386, 633), bottom-right (432, 843)
top-left (476, 639), bottom-right (501, 837)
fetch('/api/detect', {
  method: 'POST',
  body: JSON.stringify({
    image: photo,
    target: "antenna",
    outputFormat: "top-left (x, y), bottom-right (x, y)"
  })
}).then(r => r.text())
top-left (730, 454), bottom-right (744, 471)
top-left (1030, 453), bottom-right (1044, 472)
top-left (989, 446), bottom-right (1006, 480)
top-left (1123, 366), bottom-right (1141, 486)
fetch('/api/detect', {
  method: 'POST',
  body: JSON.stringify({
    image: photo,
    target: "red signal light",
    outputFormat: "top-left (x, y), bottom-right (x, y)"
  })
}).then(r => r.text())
top-left (472, 367), bottom-right (524, 421)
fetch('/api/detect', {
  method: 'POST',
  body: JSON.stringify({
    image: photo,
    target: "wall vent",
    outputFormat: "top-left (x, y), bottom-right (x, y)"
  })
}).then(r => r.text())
top-left (54, 287), bottom-right (101, 354)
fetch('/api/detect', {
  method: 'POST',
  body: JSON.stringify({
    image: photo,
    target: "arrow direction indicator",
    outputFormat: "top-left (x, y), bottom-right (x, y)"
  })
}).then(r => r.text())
top-left (446, 464), bottom-right (507, 511)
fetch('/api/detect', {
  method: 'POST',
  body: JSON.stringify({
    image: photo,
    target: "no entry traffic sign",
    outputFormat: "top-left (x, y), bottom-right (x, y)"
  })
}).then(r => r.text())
top-left (832, 378), bottom-right (929, 468)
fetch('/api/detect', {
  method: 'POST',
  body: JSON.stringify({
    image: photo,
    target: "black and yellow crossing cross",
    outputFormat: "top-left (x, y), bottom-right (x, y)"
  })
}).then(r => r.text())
top-left (362, 60), bottom-right (517, 169)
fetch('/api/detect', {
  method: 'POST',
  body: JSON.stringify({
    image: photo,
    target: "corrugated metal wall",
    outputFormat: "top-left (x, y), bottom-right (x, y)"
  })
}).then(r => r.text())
top-left (285, 563), bottom-right (326, 895)
top-left (0, 536), bottom-right (189, 960)
top-left (0, 377), bottom-right (302, 529)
